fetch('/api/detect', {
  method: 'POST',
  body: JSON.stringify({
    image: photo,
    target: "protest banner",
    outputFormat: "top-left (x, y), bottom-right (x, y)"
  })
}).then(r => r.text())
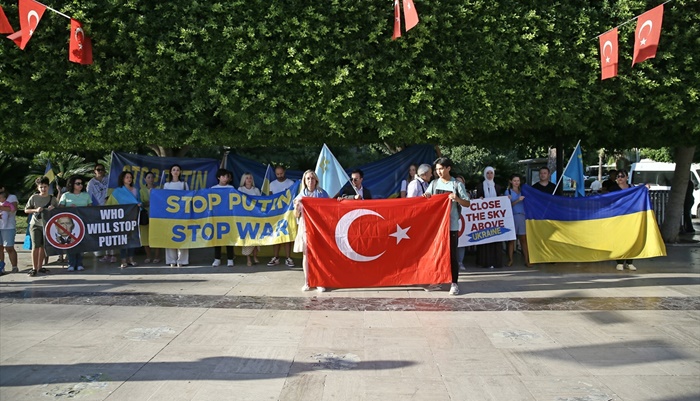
top-left (149, 182), bottom-right (300, 249)
top-left (108, 151), bottom-right (219, 190)
top-left (44, 205), bottom-right (141, 256)
top-left (458, 196), bottom-right (516, 246)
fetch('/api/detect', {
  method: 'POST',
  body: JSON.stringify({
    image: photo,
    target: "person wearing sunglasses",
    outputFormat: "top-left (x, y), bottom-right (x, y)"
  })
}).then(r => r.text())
top-left (338, 169), bottom-right (373, 200)
top-left (58, 175), bottom-right (93, 271)
top-left (609, 170), bottom-right (636, 271)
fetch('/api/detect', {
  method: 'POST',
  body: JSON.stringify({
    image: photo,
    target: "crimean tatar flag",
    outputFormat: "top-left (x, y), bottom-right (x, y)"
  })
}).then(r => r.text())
top-left (563, 142), bottom-right (585, 197)
top-left (402, 0), bottom-right (419, 31)
top-left (315, 144), bottom-right (350, 198)
top-left (632, 4), bottom-right (664, 66)
top-left (599, 28), bottom-right (618, 80)
top-left (392, 0), bottom-right (401, 40)
top-left (6, 0), bottom-right (46, 50)
top-left (523, 185), bottom-right (666, 263)
top-left (69, 19), bottom-right (93, 65)
top-left (302, 194), bottom-right (452, 288)
top-left (0, 6), bottom-right (14, 34)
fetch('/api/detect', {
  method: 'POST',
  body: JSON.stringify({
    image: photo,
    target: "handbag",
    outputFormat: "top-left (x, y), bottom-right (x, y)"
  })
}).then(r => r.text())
top-left (139, 208), bottom-right (149, 226)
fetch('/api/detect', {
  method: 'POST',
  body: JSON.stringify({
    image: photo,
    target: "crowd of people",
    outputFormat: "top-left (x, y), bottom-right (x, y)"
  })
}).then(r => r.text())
top-left (0, 158), bottom-right (658, 293)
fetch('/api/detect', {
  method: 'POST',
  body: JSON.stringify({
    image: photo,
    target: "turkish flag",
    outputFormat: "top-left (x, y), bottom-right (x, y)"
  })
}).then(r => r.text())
top-left (598, 28), bottom-right (618, 80)
top-left (303, 194), bottom-right (452, 288)
top-left (402, 0), bottom-right (419, 31)
top-left (392, 0), bottom-right (401, 40)
top-left (632, 4), bottom-right (663, 66)
top-left (7, 0), bottom-right (46, 50)
top-left (0, 6), bottom-right (14, 34)
top-left (69, 19), bottom-right (93, 65)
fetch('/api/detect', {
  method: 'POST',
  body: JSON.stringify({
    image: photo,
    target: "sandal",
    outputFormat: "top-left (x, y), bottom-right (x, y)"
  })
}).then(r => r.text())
top-left (28, 270), bottom-right (37, 276)
top-left (38, 268), bottom-right (50, 273)
top-left (247, 260), bottom-right (252, 267)
top-left (128, 262), bottom-right (137, 267)
top-left (152, 259), bottom-right (160, 264)
top-left (143, 259), bottom-right (151, 264)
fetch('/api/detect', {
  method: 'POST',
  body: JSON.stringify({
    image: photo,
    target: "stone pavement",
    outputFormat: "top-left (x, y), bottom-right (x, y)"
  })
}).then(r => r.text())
top-left (1, 227), bottom-right (699, 401)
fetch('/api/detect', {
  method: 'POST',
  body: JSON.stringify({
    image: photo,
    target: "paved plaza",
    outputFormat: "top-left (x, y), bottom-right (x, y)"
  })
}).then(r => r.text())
top-left (1, 226), bottom-right (699, 401)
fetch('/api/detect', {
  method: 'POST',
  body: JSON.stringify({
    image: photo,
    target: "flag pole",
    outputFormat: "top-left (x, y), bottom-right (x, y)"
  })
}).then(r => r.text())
top-left (553, 139), bottom-right (581, 194)
top-left (33, 1), bottom-right (71, 20)
top-left (592, 0), bottom-right (673, 40)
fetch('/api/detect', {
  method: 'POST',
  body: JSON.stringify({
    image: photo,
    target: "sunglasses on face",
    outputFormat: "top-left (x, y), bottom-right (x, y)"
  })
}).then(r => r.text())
top-left (75, 182), bottom-right (83, 186)
top-left (617, 174), bottom-right (626, 178)
top-left (352, 178), bottom-right (361, 181)
top-left (95, 168), bottom-right (105, 172)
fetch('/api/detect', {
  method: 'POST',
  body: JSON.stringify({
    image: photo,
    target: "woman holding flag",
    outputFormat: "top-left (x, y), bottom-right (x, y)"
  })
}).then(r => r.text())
top-left (294, 170), bottom-right (329, 292)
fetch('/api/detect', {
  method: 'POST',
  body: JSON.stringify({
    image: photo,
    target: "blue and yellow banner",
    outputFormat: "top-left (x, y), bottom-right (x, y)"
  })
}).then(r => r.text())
top-left (149, 182), bottom-right (300, 249)
top-left (523, 185), bottom-right (666, 263)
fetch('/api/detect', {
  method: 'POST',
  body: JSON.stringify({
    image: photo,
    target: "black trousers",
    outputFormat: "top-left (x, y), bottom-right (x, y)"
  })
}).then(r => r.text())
top-left (450, 231), bottom-right (459, 283)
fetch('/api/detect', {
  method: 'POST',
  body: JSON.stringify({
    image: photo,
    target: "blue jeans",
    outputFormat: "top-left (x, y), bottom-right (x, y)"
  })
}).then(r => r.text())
top-left (67, 252), bottom-right (84, 268)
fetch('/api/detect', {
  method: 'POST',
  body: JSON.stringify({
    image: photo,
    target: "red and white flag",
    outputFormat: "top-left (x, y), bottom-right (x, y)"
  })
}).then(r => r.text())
top-left (402, 0), bottom-right (419, 31)
top-left (392, 0), bottom-right (401, 40)
top-left (6, 0), bottom-right (46, 50)
top-left (598, 28), bottom-right (618, 80)
top-left (69, 19), bottom-right (93, 65)
top-left (632, 4), bottom-right (664, 66)
top-left (0, 6), bottom-right (14, 34)
top-left (302, 195), bottom-right (452, 288)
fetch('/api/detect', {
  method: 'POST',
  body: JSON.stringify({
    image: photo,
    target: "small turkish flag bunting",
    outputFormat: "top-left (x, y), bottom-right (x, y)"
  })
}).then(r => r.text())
top-left (0, 6), bottom-right (14, 34)
top-left (598, 28), bottom-right (618, 80)
top-left (69, 19), bottom-right (93, 65)
top-left (392, 0), bottom-right (401, 40)
top-left (402, 0), bottom-right (419, 31)
top-left (632, 4), bottom-right (664, 66)
top-left (7, 0), bottom-right (46, 50)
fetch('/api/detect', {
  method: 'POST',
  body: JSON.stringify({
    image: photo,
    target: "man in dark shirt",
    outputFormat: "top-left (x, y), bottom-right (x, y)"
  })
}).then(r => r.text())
top-left (601, 169), bottom-right (620, 193)
top-left (531, 167), bottom-right (557, 194)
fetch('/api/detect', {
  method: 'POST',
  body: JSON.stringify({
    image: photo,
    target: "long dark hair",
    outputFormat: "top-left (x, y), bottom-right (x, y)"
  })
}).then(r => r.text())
top-left (67, 175), bottom-right (86, 193)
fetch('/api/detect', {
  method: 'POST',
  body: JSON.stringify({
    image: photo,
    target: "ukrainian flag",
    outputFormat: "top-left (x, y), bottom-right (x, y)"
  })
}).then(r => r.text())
top-left (260, 164), bottom-right (276, 195)
top-left (44, 161), bottom-right (56, 183)
top-left (523, 185), bottom-right (666, 263)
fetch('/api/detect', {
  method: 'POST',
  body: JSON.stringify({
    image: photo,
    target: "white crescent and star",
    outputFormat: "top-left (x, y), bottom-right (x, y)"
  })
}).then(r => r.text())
top-left (75, 27), bottom-right (84, 50)
top-left (28, 10), bottom-right (39, 35)
top-left (638, 20), bottom-right (653, 46)
top-left (334, 209), bottom-right (411, 263)
top-left (603, 40), bottom-right (613, 63)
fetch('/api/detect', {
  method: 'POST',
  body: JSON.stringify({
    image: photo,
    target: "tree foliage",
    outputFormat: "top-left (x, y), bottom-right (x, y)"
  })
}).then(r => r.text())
top-left (0, 0), bottom-right (697, 153)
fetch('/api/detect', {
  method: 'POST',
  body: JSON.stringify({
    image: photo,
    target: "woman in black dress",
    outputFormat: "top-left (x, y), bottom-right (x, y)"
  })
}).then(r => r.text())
top-left (475, 167), bottom-right (504, 268)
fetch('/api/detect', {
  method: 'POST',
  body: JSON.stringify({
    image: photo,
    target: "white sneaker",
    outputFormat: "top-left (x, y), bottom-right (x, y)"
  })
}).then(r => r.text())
top-left (77, 266), bottom-right (84, 271)
top-left (301, 284), bottom-right (311, 292)
top-left (267, 257), bottom-right (280, 266)
top-left (616, 264), bottom-right (624, 271)
top-left (227, 260), bottom-right (234, 267)
top-left (424, 284), bottom-right (442, 292)
top-left (317, 286), bottom-right (326, 292)
top-left (212, 259), bottom-right (221, 267)
top-left (285, 258), bottom-right (295, 267)
top-left (449, 283), bottom-right (460, 295)
top-left (67, 266), bottom-right (75, 271)
top-left (626, 264), bottom-right (637, 271)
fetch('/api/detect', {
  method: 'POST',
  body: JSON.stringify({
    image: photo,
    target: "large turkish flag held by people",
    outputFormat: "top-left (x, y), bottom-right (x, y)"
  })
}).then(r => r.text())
top-left (302, 194), bottom-right (452, 288)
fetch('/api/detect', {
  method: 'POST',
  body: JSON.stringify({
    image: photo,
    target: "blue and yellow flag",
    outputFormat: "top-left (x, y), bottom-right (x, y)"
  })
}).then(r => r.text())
top-left (44, 161), bottom-right (56, 183)
top-left (315, 144), bottom-right (350, 198)
top-left (260, 164), bottom-right (276, 195)
top-left (523, 185), bottom-right (666, 263)
top-left (563, 142), bottom-right (586, 197)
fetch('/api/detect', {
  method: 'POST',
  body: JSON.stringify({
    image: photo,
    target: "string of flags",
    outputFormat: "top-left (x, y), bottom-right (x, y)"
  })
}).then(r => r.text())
top-left (392, 0), bottom-right (419, 40)
top-left (597, 2), bottom-right (667, 80)
top-left (1, 0), bottom-right (92, 65)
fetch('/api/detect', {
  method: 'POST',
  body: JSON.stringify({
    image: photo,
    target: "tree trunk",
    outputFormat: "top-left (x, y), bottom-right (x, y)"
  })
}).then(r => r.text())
top-left (660, 145), bottom-right (695, 243)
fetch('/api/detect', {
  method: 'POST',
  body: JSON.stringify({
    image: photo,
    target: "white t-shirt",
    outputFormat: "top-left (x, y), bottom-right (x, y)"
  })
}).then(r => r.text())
top-left (211, 184), bottom-right (233, 189)
top-left (269, 179), bottom-right (294, 194)
top-left (163, 181), bottom-right (189, 190)
top-left (238, 186), bottom-right (261, 196)
top-left (0, 194), bottom-right (18, 229)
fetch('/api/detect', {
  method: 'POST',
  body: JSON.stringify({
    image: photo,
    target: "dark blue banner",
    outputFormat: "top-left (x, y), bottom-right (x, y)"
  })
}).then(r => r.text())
top-left (108, 152), bottom-right (220, 190)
